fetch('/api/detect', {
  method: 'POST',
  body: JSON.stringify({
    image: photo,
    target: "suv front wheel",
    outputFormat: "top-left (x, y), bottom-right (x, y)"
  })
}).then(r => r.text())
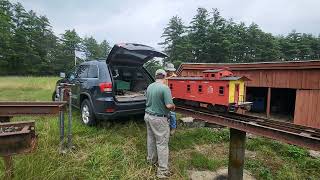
top-left (81, 99), bottom-right (96, 126)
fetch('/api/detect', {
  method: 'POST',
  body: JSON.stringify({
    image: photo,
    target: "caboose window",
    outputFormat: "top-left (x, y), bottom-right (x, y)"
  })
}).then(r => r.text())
top-left (198, 85), bottom-right (202, 93)
top-left (187, 84), bottom-right (191, 92)
top-left (169, 83), bottom-right (173, 90)
top-left (219, 86), bottom-right (224, 95)
top-left (211, 74), bottom-right (215, 77)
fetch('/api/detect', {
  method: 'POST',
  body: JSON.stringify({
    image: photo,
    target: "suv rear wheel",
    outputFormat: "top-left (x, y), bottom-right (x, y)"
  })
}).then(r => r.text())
top-left (81, 99), bottom-right (96, 126)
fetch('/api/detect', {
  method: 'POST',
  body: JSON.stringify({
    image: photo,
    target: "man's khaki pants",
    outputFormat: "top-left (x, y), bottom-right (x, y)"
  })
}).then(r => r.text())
top-left (144, 113), bottom-right (170, 175)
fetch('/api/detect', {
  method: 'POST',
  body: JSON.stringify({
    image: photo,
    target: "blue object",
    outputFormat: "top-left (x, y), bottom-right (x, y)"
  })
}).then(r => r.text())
top-left (169, 111), bottom-right (177, 129)
top-left (252, 97), bottom-right (265, 112)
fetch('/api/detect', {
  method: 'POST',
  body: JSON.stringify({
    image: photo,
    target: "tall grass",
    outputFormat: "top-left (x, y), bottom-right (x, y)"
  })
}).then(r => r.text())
top-left (0, 76), bottom-right (58, 101)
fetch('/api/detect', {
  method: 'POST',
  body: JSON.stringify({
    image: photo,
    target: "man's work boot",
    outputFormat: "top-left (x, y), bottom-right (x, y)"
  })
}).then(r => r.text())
top-left (156, 171), bottom-right (172, 179)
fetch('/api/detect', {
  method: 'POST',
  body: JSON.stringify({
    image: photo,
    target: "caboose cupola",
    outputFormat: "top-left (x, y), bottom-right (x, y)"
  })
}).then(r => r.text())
top-left (203, 68), bottom-right (233, 79)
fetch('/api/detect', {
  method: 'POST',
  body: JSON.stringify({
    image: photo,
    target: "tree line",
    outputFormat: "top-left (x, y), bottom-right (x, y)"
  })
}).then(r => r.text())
top-left (159, 8), bottom-right (320, 67)
top-left (0, 0), bottom-right (111, 75)
top-left (1, 2), bottom-right (320, 76)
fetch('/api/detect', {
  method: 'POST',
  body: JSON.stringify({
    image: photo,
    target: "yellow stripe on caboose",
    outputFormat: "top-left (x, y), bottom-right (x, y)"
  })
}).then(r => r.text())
top-left (228, 80), bottom-right (245, 104)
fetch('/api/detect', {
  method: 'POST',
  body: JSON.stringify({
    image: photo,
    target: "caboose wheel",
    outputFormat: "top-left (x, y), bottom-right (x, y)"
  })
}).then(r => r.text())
top-left (208, 104), bottom-right (215, 111)
top-left (173, 99), bottom-right (185, 106)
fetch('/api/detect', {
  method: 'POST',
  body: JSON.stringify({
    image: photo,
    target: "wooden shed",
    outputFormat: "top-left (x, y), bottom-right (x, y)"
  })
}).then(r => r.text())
top-left (177, 60), bottom-right (320, 129)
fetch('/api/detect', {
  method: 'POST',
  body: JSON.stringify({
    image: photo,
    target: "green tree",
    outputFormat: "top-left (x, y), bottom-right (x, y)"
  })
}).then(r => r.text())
top-left (53, 29), bottom-right (82, 72)
top-left (159, 15), bottom-right (190, 63)
top-left (189, 8), bottom-right (211, 62)
top-left (83, 36), bottom-right (101, 59)
top-left (205, 8), bottom-right (230, 63)
top-left (0, 0), bottom-right (14, 74)
top-left (144, 59), bottom-right (162, 77)
top-left (99, 40), bottom-right (111, 58)
top-left (0, 1), bottom-right (112, 75)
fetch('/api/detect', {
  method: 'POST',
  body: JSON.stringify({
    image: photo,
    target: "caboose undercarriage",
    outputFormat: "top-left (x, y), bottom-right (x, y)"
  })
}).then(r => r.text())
top-left (174, 98), bottom-right (251, 113)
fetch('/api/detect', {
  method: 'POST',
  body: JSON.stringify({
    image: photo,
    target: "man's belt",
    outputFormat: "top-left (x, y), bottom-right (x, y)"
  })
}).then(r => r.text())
top-left (145, 111), bottom-right (167, 118)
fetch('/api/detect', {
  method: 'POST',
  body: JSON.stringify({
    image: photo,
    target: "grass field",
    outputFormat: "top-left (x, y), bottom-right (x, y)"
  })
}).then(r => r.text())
top-left (0, 77), bottom-right (319, 179)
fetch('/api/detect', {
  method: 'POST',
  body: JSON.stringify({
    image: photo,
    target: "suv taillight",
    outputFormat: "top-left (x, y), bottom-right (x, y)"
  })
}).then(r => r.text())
top-left (99, 82), bottom-right (112, 92)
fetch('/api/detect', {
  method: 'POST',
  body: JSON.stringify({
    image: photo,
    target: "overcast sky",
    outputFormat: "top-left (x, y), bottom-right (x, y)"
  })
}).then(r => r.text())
top-left (11, 0), bottom-right (320, 50)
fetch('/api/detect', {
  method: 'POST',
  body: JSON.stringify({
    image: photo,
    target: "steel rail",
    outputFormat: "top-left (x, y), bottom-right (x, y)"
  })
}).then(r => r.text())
top-left (228, 112), bottom-right (320, 133)
top-left (0, 101), bottom-right (66, 116)
top-left (177, 104), bottom-right (320, 138)
top-left (175, 106), bottom-right (320, 151)
top-left (223, 113), bottom-right (320, 138)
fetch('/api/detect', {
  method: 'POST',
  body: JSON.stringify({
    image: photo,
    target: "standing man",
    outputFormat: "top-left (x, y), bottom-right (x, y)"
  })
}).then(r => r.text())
top-left (145, 69), bottom-right (175, 179)
top-left (164, 63), bottom-right (177, 135)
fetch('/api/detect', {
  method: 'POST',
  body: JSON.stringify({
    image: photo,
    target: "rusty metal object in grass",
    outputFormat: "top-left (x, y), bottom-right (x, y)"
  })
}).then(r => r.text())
top-left (0, 101), bottom-right (69, 179)
top-left (0, 121), bottom-right (37, 180)
top-left (0, 101), bottom-right (68, 150)
top-left (0, 121), bottom-right (37, 156)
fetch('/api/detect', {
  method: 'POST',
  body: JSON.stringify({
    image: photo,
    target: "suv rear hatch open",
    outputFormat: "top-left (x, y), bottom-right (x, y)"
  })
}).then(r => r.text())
top-left (106, 43), bottom-right (167, 102)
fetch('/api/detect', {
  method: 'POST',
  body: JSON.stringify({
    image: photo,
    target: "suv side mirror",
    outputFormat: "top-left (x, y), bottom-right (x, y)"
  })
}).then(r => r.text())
top-left (60, 72), bottom-right (66, 78)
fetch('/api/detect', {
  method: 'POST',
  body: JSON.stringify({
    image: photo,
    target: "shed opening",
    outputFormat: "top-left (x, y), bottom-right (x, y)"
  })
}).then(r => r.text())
top-left (270, 88), bottom-right (296, 121)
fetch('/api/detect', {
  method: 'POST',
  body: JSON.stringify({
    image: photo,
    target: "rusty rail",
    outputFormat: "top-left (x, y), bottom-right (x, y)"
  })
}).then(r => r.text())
top-left (0, 101), bottom-right (66, 116)
top-left (176, 106), bottom-right (320, 150)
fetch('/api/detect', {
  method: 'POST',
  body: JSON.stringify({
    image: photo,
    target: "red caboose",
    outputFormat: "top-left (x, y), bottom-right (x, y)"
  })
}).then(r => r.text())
top-left (168, 68), bottom-right (252, 112)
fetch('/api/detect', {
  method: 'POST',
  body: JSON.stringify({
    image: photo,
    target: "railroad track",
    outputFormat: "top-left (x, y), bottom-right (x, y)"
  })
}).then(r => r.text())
top-left (224, 112), bottom-right (320, 139)
top-left (175, 105), bottom-right (320, 150)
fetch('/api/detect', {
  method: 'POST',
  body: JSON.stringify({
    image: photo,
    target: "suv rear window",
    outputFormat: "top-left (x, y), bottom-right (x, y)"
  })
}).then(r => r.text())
top-left (76, 65), bottom-right (89, 78)
top-left (88, 65), bottom-right (98, 78)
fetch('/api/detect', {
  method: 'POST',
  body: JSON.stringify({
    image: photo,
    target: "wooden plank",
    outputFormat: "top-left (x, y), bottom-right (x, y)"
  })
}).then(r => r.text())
top-left (317, 94), bottom-right (320, 128)
top-left (266, 87), bottom-right (271, 118)
top-left (294, 90), bottom-right (320, 128)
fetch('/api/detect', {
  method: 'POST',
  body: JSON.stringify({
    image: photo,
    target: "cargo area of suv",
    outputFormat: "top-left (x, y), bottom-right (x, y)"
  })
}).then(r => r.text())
top-left (106, 43), bottom-right (167, 104)
top-left (110, 66), bottom-right (152, 102)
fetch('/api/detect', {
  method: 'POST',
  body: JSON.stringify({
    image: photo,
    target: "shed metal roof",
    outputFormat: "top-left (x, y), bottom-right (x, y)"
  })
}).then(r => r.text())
top-left (202, 69), bottom-right (224, 73)
top-left (177, 60), bottom-right (320, 75)
top-left (168, 76), bottom-right (249, 81)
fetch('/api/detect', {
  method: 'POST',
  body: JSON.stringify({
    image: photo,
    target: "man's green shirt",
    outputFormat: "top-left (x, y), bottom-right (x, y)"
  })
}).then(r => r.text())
top-left (145, 81), bottom-right (173, 116)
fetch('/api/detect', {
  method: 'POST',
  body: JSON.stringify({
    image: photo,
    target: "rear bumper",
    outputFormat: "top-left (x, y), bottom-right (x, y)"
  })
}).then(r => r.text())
top-left (93, 97), bottom-right (146, 120)
top-left (95, 108), bottom-right (145, 120)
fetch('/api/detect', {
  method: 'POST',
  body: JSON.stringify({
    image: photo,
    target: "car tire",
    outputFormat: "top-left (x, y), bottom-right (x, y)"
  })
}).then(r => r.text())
top-left (81, 99), bottom-right (96, 126)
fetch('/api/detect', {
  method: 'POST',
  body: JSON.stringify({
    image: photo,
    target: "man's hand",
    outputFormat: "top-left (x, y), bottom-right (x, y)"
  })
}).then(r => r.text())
top-left (166, 104), bottom-right (175, 111)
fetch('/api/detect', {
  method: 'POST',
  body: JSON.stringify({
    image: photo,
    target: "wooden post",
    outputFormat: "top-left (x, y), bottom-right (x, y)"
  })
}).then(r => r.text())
top-left (3, 156), bottom-right (13, 180)
top-left (1, 116), bottom-right (13, 179)
top-left (228, 128), bottom-right (246, 180)
top-left (266, 87), bottom-right (271, 118)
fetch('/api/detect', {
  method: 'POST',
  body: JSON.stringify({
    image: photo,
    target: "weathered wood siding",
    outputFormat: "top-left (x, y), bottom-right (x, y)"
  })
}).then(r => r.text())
top-left (180, 69), bottom-right (320, 89)
top-left (294, 90), bottom-right (320, 128)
